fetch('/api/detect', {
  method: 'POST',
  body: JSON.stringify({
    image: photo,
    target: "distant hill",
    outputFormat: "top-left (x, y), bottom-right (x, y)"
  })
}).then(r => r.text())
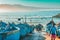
top-left (0, 4), bottom-right (41, 12)
top-left (0, 4), bottom-right (40, 10)
top-left (53, 13), bottom-right (60, 18)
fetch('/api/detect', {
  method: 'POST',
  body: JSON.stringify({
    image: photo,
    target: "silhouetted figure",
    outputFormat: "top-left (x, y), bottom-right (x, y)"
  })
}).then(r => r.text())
top-left (46, 19), bottom-right (56, 35)
top-left (50, 22), bottom-right (56, 40)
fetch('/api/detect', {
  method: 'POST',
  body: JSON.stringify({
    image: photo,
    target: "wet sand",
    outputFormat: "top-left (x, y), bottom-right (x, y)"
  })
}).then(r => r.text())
top-left (21, 31), bottom-right (46, 40)
top-left (20, 30), bottom-right (60, 40)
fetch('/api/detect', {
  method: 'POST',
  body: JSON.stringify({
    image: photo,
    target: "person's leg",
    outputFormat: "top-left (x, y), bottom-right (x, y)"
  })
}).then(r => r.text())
top-left (54, 38), bottom-right (55, 40)
top-left (51, 38), bottom-right (54, 40)
top-left (54, 36), bottom-right (56, 40)
top-left (53, 35), bottom-right (56, 40)
top-left (53, 38), bottom-right (55, 40)
top-left (51, 34), bottom-right (55, 40)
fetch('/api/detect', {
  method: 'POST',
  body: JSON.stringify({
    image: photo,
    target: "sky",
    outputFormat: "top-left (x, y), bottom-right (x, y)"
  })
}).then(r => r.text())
top-left (0, 0), bottom-right (60, 16)
top-left (0, 0), bottom-right (60, 10)
top-left (0, 0), bottom-right (60, 8)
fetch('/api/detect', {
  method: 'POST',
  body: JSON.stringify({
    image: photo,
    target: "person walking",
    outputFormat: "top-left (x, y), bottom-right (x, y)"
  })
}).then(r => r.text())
top-left (50, 23), bottom-right (57, 40)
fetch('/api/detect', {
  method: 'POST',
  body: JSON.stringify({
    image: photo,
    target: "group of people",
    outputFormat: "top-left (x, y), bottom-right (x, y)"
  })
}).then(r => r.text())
top-left (46, 20), bottom-right (57, 40)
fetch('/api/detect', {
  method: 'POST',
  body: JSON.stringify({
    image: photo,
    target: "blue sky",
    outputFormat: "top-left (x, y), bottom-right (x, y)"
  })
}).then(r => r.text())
top-left (0, 0), bottom-right (60, 8)
top-left (0, 0), bottom-right (60, 4)
top-left (0, 0), bottom-right (60, 16)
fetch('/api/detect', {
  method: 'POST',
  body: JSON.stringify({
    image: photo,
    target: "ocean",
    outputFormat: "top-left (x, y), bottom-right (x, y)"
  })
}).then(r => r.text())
top-left (0, 11), bottom-right (60, 25)
top-left (0, 15), bottom-right (60, 26)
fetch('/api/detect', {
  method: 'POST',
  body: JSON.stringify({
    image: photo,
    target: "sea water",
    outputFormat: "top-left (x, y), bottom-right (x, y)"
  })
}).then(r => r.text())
top-left (0, 15), bottom-right (60, 25)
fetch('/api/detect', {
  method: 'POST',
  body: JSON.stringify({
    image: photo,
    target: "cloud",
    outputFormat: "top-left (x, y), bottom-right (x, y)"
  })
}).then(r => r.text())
top-left (0, 4), bottom-right (60, 13)
top-left (0, 4), bottom-right (40, 12)
top-left (0, 0), bottom-right (60, 9)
